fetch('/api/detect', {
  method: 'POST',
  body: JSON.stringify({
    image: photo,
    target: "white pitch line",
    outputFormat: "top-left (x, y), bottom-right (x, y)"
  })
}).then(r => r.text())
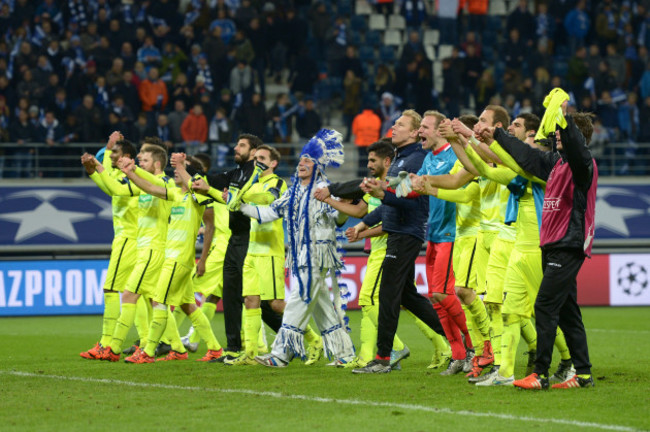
top-left (589, 329), bottom-right (650, 335)
top-left (1, 370), bottom-right (644, 432)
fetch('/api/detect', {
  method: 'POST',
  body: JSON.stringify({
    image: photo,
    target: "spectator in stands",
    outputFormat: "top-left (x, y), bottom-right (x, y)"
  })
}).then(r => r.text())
top-left (139, 67), bottom-right (168, 127)
top-left (309, 2), bottom-right (330, 60)
top-left (37, 110), bottom-right (64, 178)
top-left (111, 70), bottom-right (140, 117)
top-left (437, 0), bottom-right (460, 46)
top-left (194, 53), bottom-right (216, 93)
top-left (325, 15), bottom-right (348, 78)
top-left (74, 94), bottom-right (105, 143)
top-left (342, 70), bottom-right (362, 142)
top-left (111, 95), bottom-right (134, 130)
top-left (462, 44), bottom-right (483, 107)
top-left (269, 93), bottom-right (297, 146)
top-left (563, 0), bottom-right (590, 54)
top-left (132, 113), bottom-right (149, 144)
top-left (507, 0), bottom-right (535, 47)
top-left (210, 8), bottom-right (236, 45)
top-left (296, 98), bottom-right (322, 141)
top-left (170, 72), bottom-right (193, 109)
top-left (247, 16), bottom-right (268, 97)
top-left (160, 42), bottom-right (188, 84)
top-left (9, 109), bottom-right (36, 178)
top-left (340, 45), bottom-right (364, 80)
top-left (237, 92), bottom-right (267, 139)
top-left (207, 107), bottom-right (232, 169)
top-left (535, 2), bottom-right (555, 51)
top-left (595, 60), bottom-right (618, 96)
top-left (149, 113), bottom-right (173, 151)
top-left (595, 1), bottom-right (619, 51)
top-left (401, 0), bottom-right (427, 28)
top-left (16, 69), bottom-right (40, 103)
top-left (181, 103), bottom-right (208, 155)
top-left (290, 47), bottom-right (319, 97)
top-left (232, 29), bottom-right (255, 66)
top-left (374, 63), bottom-right (395, 99)
top-left (442, 57), bottom-right (461, 118)
top-left (596, 90), bottom-right (619, 140)
top-left (374, 0), bottom-right (394, 16)
top-left (504, 28), bottom-right (527, 74)
top-left (379, 92), bottom-right (399, 137)
top-left (119, 42), bottom-right (137, 71)
top-left (48, 88), bottom-right (69, 122)
top-left (567, 46), bottom-right (590, 95)
top-left (605, 43), bottom-right (627, 89)
top-left (640, 63), bottom-right (650, 101)
top-left (106, 58), bottom-right (124, 88)
top-left (230, 59), bottom-right (254, 101)
top-left (265, 8), bottom-right (288, 84)
top-left (465, 0), bottom-right (488, 35)
top-left (400, 30), bottom-right (426, 65)
top-left (351, 103), bottom-right (381, 176)
top-left (167, 100), bottom-right (188, 145)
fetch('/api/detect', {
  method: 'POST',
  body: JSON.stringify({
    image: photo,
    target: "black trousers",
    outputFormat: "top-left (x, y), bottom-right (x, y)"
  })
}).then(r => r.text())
top-left (534, 248), bottom-right (592, 376)
top-left (222, 234), bottom-right (249, 352)
top-left (376, 233), bottom-right (445, 357)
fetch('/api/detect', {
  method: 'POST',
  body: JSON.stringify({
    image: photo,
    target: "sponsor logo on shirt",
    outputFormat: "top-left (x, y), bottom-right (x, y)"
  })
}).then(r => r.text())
top-left (171, 207), bottom-right (185, 216)
top-left (543, 197), bottom-right (561, 211)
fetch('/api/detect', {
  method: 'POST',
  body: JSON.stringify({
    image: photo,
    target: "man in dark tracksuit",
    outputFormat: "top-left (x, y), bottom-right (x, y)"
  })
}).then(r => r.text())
top-left (351, 110), bottom-right (446, 374)
top-left (486, 111), bottom-right (598, 389)
top-left (201, 134), bottom-right (261, 360)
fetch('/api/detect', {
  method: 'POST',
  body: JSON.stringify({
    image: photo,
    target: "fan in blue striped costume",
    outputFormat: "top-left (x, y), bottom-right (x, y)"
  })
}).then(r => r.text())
top-left (239, 129), bottom-right (356, 367)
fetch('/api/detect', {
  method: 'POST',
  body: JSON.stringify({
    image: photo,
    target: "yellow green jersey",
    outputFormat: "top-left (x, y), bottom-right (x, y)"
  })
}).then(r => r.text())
top-left (478, 177), bottom-right (501, 233)
top-left (165, 188), bottom-right (212, 267)
top-left (437, 160), bottom-right (480, 238)
top-left (90, 168), bottom-right (138, 240)
top-left (363, 189), bottom-right (387, 252)
top-left (242, 173), bottom-right (287, 257)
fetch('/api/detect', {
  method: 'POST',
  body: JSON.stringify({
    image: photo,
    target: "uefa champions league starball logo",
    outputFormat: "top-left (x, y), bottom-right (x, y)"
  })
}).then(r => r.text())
top-left (617, 262), bottom-right (649, 297)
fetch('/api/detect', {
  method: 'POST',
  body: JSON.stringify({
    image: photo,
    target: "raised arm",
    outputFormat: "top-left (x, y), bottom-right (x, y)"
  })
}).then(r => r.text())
top-left (465, 138), bottom-right (516, 186)
top-left (560, 115), bottom-right (593, 187)
top-left (490, 127), bottom-right (555, 181)
top-left (316, 189), bottom-right (369, 218)
top-left (120, 158), bottom-right (168, 200)
top-left (436, 181), bottom-right (479, 204)
top-left (490, 140), bottom-right (546, 185)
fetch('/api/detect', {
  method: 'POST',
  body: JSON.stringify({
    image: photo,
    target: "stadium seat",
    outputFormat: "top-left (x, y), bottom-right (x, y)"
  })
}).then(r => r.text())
top-left (337, 0), bottom-right (352, 16)
top-left (489, 0), bottom-right (507, 16)
top-left (355, 0), bottom-right (372, 15)
top-left (365, 30), bottom-right (382, 47)
top-left (423, 29), bottom-right (440, 46)
top-left (425, 44), bottom-right (436, 61)
top-left (349, 30), bottom-right (362, 46)
top-left (438, 44), bottom-right (453, 59)
top-left (380, 46), bottom-right (396, 62)
top-left (388, 15), bottom-right (406, 31)
top-left (383, 29), bottom-right (402, 46)
top-left (432, 60), bottom-right (443, 78)
top-left (368, 14), bottom-right (387, 31)
top-left (359, 46), bottom-right (377, 62)
top-left (350, 15), bottom-right (368, 33)
top-left (553, 61), bottom-right (569, 78)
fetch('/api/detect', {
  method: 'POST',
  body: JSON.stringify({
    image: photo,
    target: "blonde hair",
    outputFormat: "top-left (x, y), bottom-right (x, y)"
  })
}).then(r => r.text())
top-left (423, 110), bottom-right (446, 127)
top-left (140, 143), bottom-right (168, 169)
top-left (401, 109), bottom-right (422, 131)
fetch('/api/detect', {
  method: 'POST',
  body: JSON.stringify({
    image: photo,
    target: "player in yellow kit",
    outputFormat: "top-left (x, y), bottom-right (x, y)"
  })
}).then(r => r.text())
top-left (111, 154), bottom-right (224, 363)
top-left (80, 132), bottom-right (139, 359)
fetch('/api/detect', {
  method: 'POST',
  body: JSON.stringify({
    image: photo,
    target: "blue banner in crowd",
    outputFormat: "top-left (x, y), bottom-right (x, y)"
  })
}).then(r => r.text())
top-left (0, 186), bottom-right (115, 249)
top-left (0, 260), bottom-right (108, 316)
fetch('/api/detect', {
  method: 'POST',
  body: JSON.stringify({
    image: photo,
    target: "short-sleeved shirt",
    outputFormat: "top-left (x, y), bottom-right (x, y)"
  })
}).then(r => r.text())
top-left (244, 173), bottom-right (287, 257)
top-left (164, 188), bottom-right (212, 267)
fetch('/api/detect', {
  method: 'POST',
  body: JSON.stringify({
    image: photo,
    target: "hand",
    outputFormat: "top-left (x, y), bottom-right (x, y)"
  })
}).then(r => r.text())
top-left (118, 157), bottom-right (135, 173)
top-left (360, 177), bottom-right (384, 198)
top-left (106, 131), bottom-right (122, 149)
top-left (561, 100), bottom-right (568, 116)
top-left (191, 177), bottom-right (209, 194)
top-left (80, 153), bottom-right (94, 165)
top-left (196, 258), bottom-right (206, 277)
top-left (452, 118), bottom-right (474, 138)
top-left (410, 174), bottom-right (437, 196)
top-left (170, 152), bottom-right (186, 168)
top-left (345, 227), bottom-right (359, 242)
top-left (221, 188), bottom-right (228, 202)
top-left (476, 125), bottom-right (495, 143)
top-left (438, 119), bottom-right (456, 140)
top-left (314, 187), bottom-right (330, 202)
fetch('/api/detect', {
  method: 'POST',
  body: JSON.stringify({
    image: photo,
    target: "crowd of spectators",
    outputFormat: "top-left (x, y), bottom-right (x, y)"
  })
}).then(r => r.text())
top-left (0, 0), bottom-right (648, 178)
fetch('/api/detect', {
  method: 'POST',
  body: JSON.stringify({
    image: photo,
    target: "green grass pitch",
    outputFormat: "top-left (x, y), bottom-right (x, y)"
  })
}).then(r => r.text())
top-left (1, 307), bottom-right (648, 432)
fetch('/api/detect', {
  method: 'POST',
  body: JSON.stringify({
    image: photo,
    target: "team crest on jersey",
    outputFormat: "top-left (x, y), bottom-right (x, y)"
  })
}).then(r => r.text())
top-left (398, 160), bottom-right (404, 167)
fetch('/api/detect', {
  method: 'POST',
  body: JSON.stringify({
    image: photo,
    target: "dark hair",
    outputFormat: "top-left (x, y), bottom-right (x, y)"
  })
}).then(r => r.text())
top-left (193, 153), bottom-right (212, 172)
top-left (458, 114), bottom-right (479, 130)
top-left (569, 112), bottom-right (595, 145)
top-left (257, 144), bottom-right (281, 163)
top-left (517, 113), bottom-right (541, 133)
top-left (238, 133), bottom-right (262, 149)
top-left (116, 139), bottom-right (137, 158)
top-left (367, 138), bottom-right (396, 161)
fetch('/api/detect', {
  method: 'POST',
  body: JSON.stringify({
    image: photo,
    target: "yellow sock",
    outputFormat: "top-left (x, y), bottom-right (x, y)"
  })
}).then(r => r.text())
top-left (500, 314), bottom-right (521, 378)
top-left (487, 303), bottom-right (503, 365)
top-left (100, 292), bottom-right (120, 347)
top-left (109, 302), bottom-right (136, 354)
top-left (554, 328), bottom-right (571, 361)
top-left (468, 296), bottom-right (491, 339)
top-left (463, 304), bottom-right (484, 356)
top-left (133, 296), bottom-right (150, 343)
top-left (189, 308), bottom-right (221, 351)
top-left (520, 318), bottom-right (537, 351)
top-left (258, 321), bottom-right (268, 351)
top-left (144, 307), bottom-right (168, 357)
top-left (406, 309), bottom-right (450, 356)
top-left (162, 309), bottom-right (186, 353)
top-left (358, 306), bottom-right (378, 362)
top-left (244, 308), bottom-right (262, 358)
top-left (173, 307), bottom-right (187, 331)
top-left (304, 324), bottom-right (321, 347)
top-left (190, 302), bottom-right (216, 344)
